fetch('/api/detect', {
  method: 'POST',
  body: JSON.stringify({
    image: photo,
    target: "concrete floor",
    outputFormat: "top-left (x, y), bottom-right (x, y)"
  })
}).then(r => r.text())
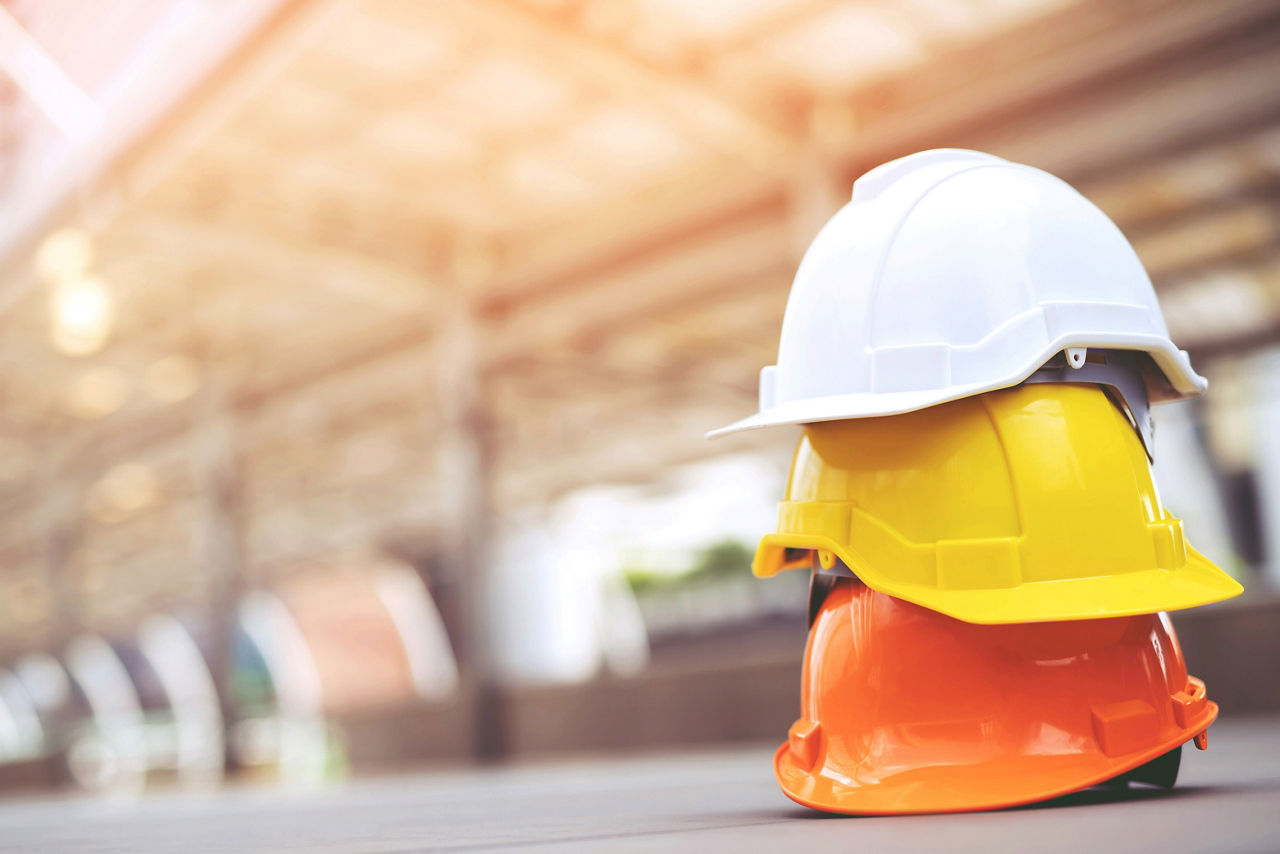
top-left (0, 717), bottom-right (1277, 853)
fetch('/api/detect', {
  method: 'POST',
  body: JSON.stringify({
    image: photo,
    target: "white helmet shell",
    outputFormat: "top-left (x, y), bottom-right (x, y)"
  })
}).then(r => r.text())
top-left (709, 149), bottom-right (1204, 437)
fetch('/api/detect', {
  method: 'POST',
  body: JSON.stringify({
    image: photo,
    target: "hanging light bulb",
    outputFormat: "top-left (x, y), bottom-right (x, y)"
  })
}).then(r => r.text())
top-left (50, 275), bottom-right (115, 356)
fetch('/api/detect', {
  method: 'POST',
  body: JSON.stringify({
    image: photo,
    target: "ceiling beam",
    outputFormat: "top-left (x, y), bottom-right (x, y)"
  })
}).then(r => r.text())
top-left (8, 0), bottom-right (1280, 526)
top-left (109, 215), bottom-right (437, 315)
top-left (0, 0), bottom-right (337, 317)
top-left (829, 0), bottom-right (1280, 181)
top-left (458, 0), bottom-right (799, 173)
top-left (487, 205), bottom-right (789, 363)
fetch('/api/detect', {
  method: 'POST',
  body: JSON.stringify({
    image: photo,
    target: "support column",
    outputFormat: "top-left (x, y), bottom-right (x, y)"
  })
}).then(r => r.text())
top-left (1250, 347), bottom-right (1280, 585)
top-left (191, 370), bottom-right (243, 772)
top-left (37, 456), bottom-right (84, 779)
top-left (42, 477), bottom-right (82, 651)
top-left (787, 99), bottom-right (855, 260)
top-left (432, 239), bottom-right (502, 760)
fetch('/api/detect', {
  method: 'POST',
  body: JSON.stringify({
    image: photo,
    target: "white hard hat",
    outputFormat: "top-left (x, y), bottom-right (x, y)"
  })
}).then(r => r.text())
top-left (709, 149), bottom-right (1204, 438)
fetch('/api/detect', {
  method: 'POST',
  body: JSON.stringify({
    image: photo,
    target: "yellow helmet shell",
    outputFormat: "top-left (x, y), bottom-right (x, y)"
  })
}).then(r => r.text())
top-left (754, 383), bottom-right (1241, 624)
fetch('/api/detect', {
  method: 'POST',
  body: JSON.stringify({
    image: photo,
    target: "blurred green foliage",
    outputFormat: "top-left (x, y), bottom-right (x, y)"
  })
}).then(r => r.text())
top-left (624, 539), bottom-right (753, 595)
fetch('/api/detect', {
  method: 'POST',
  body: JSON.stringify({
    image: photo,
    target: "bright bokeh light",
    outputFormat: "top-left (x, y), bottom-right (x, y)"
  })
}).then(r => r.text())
top-left (144, 355), bottom-right (201, 404)
top-left (50, 275), bottom-right (115, 356)
top-left (87, 462), bottom-right (160, 523)
top-left (34, 227), bottom-right (94, 283)
top-left (64, 367), bottom-right (130, 420)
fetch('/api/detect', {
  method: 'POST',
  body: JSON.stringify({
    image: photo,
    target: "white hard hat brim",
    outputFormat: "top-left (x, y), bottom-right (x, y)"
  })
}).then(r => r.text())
top-left (708, 384), bottom-right (1005, 438)
top-left (707, 336), bottom-right (1204, 438)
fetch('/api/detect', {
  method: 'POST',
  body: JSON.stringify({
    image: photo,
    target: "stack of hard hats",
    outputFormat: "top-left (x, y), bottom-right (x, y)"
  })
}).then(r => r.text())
top-left (710, 150), bottom-right (1244, 815)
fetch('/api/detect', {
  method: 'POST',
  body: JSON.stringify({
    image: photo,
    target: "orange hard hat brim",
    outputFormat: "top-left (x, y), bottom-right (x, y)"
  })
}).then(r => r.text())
top-left (775, 708), bottom-right (1215, 815)
top-left (777, 581), bottom-right (1218, 814)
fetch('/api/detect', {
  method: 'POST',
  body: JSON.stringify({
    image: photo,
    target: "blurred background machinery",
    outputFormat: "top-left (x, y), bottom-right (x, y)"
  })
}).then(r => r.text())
top-left (0, 0), bottom-right (1278, 793)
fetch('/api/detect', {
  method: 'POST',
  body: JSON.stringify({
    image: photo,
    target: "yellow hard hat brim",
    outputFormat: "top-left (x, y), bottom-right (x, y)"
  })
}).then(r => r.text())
top-left (755, 535), bottom-right (1242, 625)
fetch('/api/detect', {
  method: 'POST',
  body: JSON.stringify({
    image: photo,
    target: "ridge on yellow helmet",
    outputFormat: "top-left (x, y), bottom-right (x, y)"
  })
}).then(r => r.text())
top-left (777, 579), bottom-right (1217, 815)
top-left (754, 383), bottom-right (1241, 624)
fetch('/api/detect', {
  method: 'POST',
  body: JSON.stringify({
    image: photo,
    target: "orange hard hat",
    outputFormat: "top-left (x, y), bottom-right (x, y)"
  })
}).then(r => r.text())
top-left (777, 579), bottom-right (1216, 815)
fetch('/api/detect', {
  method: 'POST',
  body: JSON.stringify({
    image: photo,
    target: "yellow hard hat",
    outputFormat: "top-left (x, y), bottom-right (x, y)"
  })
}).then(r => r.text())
top-left (754, 383), bottom-right (1242, 624)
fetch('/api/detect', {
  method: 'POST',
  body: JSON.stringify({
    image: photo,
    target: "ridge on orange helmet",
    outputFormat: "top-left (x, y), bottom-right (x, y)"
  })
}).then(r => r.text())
top-left (776, 580), bottom-right (1216, 815)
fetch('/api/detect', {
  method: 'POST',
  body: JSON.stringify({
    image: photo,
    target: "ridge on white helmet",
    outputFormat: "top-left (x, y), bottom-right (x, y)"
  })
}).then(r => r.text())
top-left (708, 149), bottom-right (1204, 438)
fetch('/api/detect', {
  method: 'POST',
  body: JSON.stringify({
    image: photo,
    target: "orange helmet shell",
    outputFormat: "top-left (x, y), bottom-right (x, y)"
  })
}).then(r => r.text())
top-left (777, 580), bottom-right (1216, 814)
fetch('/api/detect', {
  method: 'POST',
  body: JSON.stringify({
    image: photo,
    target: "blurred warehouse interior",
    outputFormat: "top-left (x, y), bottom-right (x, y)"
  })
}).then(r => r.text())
top-left (1, 0), bottom-right (1279, 792)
